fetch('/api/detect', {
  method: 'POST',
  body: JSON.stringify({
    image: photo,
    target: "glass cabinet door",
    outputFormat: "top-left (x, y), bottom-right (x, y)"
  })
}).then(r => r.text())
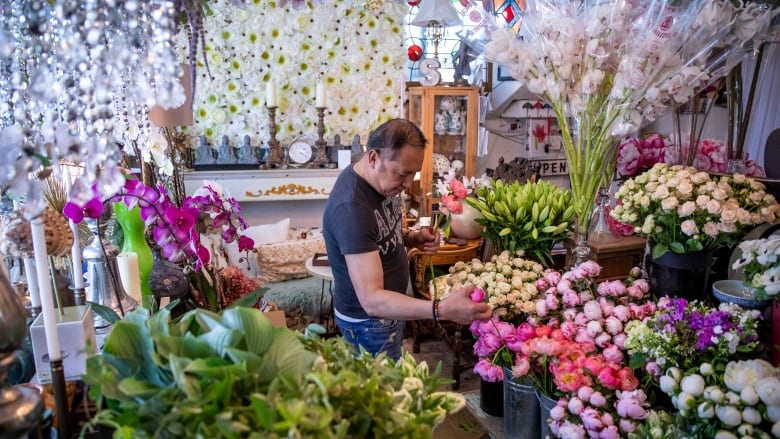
top-left (408, 86), bottom-right (479, 217)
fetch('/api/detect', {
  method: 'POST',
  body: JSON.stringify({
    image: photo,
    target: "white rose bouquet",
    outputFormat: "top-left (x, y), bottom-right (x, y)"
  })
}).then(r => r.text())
top-left (732, 236), bottom-right (780, 299)
top-left (611, 163), bottom-right (779, 259)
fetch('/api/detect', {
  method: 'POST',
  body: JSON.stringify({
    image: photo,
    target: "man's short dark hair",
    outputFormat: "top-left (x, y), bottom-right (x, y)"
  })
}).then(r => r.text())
top-left (365, 119), bottom-right (427, 160)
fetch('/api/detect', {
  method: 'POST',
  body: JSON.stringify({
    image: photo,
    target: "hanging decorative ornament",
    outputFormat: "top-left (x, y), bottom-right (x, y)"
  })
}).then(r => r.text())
top-left (407, 44), bottom-right (424, 62)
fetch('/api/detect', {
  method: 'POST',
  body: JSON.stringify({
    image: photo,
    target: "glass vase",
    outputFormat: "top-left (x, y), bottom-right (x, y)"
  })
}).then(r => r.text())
top-left (588, 186), bottom-right (621, 243)
top-left (569, 224), bottom-right (591, 268)
top-left (113, 202), bottom-right (154, 307)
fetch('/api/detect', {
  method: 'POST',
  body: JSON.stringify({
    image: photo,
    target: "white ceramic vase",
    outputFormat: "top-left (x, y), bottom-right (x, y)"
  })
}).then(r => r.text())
top-left (449, 203), bottom-right (483, 240)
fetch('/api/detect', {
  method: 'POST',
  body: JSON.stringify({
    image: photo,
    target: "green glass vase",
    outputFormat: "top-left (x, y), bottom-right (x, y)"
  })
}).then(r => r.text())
top-left (113, 202), bottom-right (154, 303)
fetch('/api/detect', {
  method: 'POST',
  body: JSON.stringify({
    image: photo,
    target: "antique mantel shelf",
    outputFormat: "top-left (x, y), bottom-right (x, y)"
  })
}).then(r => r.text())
top-left (182, 168), bottom-right (341, 202)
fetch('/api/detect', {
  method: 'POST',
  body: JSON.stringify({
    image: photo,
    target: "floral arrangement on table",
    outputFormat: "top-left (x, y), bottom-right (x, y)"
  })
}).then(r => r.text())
top-left (64, 177), bottom-right (261, 311)
top-left (160, 0), bottom-right (407, 150)
top-left (732, 236), bottom-right (780, 299)
top-left (610, 163), bottom-right (780, 259)
top-left (82, 305), bottom-right (464, 437)
top-left (433, 169), bottom-right (490, 237)
top-left (479, 0), bottom-right (776, 241)
top-left (466, 179), bottom-right (574, 266)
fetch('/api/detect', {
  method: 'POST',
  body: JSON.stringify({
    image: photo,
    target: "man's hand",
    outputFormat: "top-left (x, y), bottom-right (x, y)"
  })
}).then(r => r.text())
top-left (413, 227), bottom-right (440, 255)
top-left (437, 285), bottom-right (492, 325)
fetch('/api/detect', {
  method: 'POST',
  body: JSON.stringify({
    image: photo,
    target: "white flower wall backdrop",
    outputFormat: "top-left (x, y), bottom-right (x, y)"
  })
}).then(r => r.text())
top-left (182, 0), bottom-right (409, 148)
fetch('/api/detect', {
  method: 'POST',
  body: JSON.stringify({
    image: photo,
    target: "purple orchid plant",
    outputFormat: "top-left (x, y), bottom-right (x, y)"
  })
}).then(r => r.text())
top-left (63, 178), bottom-right (255, 310)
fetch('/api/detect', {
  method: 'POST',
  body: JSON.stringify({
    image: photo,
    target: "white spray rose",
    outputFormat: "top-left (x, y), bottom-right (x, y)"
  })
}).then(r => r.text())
top-left (714, 431), bottom-right (738, 439)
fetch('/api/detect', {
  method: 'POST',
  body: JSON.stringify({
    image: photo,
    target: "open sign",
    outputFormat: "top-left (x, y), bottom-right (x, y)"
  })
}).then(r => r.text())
top-left (537, 159), bottom-right (568, 176)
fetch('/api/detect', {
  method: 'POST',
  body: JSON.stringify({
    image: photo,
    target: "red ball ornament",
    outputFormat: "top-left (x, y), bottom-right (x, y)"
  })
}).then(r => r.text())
top-left (407, 44), bottom-right (423, 62)
top-left (407, 0), bottom-right (421, 5)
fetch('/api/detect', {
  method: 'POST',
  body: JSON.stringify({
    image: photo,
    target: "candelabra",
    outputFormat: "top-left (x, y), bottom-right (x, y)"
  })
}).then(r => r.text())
top-left (312, 107), bottom-right (333, 168)
top-left (264, 106), bottom-right (287, 169)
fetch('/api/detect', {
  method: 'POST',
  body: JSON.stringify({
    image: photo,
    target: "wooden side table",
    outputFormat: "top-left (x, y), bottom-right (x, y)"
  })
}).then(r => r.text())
top-left (565, 235), bottom-right (647, 281)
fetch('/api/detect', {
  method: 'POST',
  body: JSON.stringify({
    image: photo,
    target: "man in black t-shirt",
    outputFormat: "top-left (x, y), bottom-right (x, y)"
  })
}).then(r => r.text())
top-left (323, 118), bottom-right (492, 360)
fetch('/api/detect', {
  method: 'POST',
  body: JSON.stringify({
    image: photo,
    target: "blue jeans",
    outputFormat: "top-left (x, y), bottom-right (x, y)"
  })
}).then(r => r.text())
top-left (335, 316), bottom-right (405, 361)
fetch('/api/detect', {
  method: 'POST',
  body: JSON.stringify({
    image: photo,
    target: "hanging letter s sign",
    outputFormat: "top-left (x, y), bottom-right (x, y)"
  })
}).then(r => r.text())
top-left (419, 58), bottom-right (441, 86)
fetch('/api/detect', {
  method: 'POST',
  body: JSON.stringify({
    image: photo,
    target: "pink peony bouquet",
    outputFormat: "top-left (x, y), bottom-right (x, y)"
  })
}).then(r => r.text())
top-left (616, 133), bottom-right (674, 178)
top-left (471, 262), bottom-right (660, 437)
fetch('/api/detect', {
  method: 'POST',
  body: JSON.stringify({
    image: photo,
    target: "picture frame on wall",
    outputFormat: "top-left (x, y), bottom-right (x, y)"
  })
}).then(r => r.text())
top-left (496, 66), bottom-right (517, 82)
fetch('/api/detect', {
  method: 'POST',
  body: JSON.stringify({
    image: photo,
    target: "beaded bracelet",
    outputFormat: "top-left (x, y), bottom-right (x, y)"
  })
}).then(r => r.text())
top-left (432, 298), bottom-right (440, 324)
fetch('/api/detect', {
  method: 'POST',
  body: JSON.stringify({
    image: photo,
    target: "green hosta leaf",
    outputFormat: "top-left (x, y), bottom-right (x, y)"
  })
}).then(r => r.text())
top-left (220, 307), bottom-right (276, 355)
top-left (263, 329), bottom-right (317, 384)
top-left (184, 357), bottom-right (246, 378)
top-left (198, 325), bottom-right (242, 357)
top-left (157, 333), bottom-right (216, 360)
top-left (224, 347), bottom-right (264, 371)
top-left (117, 377), bottom-right (163, 398)
top-left (102, 317), bottom-right (171, 387)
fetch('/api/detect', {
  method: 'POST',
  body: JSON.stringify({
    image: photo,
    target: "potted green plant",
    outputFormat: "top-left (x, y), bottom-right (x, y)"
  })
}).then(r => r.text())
top-left (466, 179), bottom-right (575, 266)
top-left (80, 305), bottom-right (464, 438)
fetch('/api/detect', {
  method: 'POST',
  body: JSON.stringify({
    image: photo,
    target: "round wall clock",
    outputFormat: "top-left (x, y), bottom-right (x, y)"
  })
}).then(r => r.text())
top-left (287, 137), bottom-right (315, 165)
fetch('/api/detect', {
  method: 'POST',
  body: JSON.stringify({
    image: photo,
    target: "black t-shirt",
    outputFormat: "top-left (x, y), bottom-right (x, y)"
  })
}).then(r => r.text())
top-left (322, 165), bottom-right (408, 319)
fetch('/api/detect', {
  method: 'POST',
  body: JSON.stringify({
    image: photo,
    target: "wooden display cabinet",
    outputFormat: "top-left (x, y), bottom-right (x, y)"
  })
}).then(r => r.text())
top-left (407, 86), bottom-right (480, 216)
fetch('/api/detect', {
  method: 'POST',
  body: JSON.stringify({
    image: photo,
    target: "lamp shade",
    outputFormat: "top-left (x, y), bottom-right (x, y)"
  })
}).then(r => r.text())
top-left (410, 0), bottom-right (462, 27)
top-left (148, 63), bottom-right (194, 128)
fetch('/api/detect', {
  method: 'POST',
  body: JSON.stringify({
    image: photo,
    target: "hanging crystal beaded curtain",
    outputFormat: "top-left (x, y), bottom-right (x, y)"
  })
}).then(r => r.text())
top-left (0, 0), bottom-right (187, 208)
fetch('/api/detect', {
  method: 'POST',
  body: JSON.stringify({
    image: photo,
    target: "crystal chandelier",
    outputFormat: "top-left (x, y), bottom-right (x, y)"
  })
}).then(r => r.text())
top-left (0, 0), bottom-right (188, 208)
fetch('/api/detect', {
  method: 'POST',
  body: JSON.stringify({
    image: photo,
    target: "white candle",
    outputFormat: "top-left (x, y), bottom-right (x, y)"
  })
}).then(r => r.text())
top-left (266, 81), bottom-right (277, 107)
top-left (316, 82), bottom-right (326, 108)
top-left (116, 252), bottom-right (142, 302)
top-left (23, 257), bottom-right (41, 308)
top-left (30, 216), bottom-right (61, 361)
top-left (63, 166), bottom-right (85, 289)
top-left (69, 221), bottom-right (84, 289)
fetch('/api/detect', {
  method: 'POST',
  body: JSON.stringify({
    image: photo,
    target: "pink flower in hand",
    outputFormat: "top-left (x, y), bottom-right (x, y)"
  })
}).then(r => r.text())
top-left (470, 287), bottom-right (486, 302)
